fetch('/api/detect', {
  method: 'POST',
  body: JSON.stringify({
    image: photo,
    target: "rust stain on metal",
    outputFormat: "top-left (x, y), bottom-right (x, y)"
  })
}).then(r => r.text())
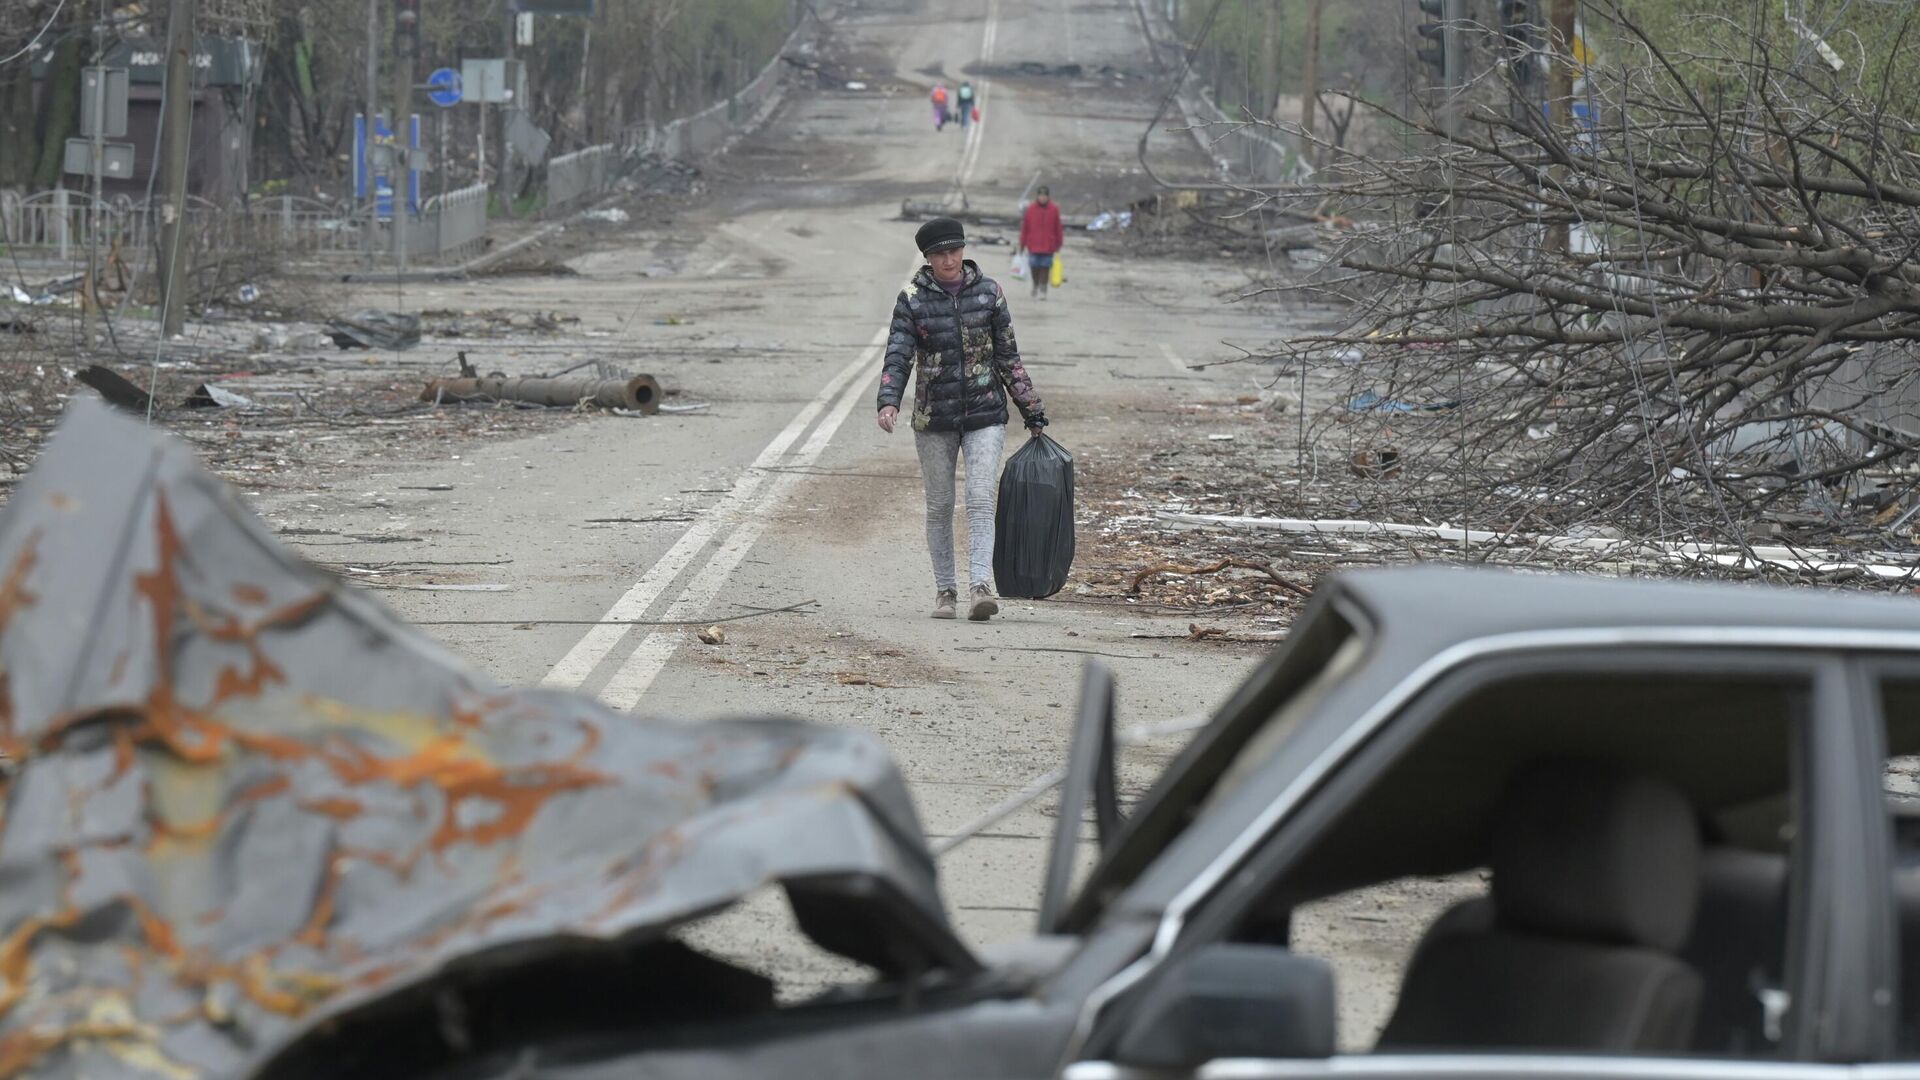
top-left (0, 402), bottom-right (966, 1077)
top-left (431, 762), bottom-right (612, 850)
top-left (0, 909), bottom-right (83, 1018)
top-left (299, 796), bottom-right (364, 820)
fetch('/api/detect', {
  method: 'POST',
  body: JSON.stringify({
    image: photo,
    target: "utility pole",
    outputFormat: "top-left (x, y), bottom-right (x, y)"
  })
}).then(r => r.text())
top-left (1546, 0), bottom-right (1575, 252)
top-left (157, 0), bottom-right (195, 338)
top-left (83, 13), bottom-right (105, 341)
top-left (364, 0), bottom-right (379, 264)
top-left (1298, 0), bottom-right (1323, 161)
top-left (391, 0), bottom-right (418, 275)
top-left (497, 6), bottom-right (517, 218)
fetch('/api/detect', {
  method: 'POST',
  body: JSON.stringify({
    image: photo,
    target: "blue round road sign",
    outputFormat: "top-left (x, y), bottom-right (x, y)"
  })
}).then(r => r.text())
top-left (427, 68), bottom-right (462, 107)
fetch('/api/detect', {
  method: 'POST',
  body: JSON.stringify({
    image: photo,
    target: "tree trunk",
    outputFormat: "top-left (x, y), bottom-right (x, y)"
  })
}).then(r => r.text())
top-left (0, 60), bottom-right (36, 188)
top-left (1546, 0), bottom-right (1575, 253)
top-left (32, 34), bottom-right (83, 190)
top-left (1260, 0), bottom-right (1277, 120)
top-left (1299, 0), bottom-right (1322, 147)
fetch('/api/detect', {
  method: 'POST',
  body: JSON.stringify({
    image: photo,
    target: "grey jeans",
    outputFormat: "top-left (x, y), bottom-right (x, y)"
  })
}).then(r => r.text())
top-left (915, 424), bottom-right (1006, 591)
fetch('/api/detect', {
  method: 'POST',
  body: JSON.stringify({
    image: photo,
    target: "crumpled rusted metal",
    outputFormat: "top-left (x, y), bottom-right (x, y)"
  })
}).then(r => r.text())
top-left (0, 399), bottom-right (959, 1078)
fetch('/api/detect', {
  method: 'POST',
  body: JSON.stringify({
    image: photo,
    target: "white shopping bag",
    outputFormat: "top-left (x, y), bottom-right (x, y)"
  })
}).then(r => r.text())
top-left (1009, 253), bottom-right (1028, 279)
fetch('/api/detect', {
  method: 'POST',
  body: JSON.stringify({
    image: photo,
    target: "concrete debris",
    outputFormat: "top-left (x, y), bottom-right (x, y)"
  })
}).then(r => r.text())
top-left (581, 208), bottom-right (631, 224)
top-left (422, 373), bottom-right (663, 414)
top-left (900, 200), bottom-right (1091, 230)
top-left (698, 626), bottom-right (727, 644)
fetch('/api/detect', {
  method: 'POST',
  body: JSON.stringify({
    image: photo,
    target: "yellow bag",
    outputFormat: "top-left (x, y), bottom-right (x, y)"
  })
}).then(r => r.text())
top-left (1048, 254), bottom-right (1065, 288)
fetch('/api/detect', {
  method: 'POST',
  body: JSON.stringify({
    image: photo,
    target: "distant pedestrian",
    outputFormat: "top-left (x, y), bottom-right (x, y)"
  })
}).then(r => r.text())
top-left (957, 81), bottom-right (975, 128)
top-left (1017, 185), bottom-right (1064, 300)
top-left (931, 83), bottom-right (950, 131)
top-left (876, 217), bottom-right (1048, 621)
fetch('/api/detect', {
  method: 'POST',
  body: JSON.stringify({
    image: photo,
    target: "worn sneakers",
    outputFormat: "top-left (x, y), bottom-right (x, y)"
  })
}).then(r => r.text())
top-left (932, 589), bottom-right (958, 619)
top-left (968, 584), bottom-right (999, 621)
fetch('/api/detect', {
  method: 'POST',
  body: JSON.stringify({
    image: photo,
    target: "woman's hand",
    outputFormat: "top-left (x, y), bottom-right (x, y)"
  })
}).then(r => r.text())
top-left (878, 405), bottom-right (899, 434)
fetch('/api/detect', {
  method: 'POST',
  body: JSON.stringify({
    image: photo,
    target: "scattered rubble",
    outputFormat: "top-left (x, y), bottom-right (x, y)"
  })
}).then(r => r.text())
top-left (324, 309), bottom-right (422, 350)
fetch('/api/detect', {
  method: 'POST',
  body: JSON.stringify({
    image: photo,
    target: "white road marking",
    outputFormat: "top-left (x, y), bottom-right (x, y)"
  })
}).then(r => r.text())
top-left (1159, 343), bottom-right (1190, 372)
top-left (954, 0), bottom-right (999, 194)
top-left (599, 338), bottom-right (881, 711)
top-left (551, 0), bottom-right (1004, 708)
top-left (539, 327), bottom-right (882, 691)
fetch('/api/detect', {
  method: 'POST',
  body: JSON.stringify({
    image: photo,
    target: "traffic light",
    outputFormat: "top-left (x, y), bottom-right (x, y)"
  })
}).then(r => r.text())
top-left (394, 0), bottom-right (421, 58)
top-left (1415, 0), bottom-right (1448, 79)
top-left (1499, 0), bottom-right (1540, 86)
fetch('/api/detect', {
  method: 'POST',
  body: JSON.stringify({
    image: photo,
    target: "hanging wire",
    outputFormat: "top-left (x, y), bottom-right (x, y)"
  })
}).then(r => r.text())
top-left (0, 0), bottom-right (70, 68)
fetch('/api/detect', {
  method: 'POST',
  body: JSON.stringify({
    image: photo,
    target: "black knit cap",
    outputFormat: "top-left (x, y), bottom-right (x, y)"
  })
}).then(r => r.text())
top-left (915, 217), bottom-right (966, 254)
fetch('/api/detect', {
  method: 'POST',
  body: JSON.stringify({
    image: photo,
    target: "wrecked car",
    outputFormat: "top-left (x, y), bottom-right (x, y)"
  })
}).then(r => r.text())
top-left (2, 400), bottom-right (1918, 1079)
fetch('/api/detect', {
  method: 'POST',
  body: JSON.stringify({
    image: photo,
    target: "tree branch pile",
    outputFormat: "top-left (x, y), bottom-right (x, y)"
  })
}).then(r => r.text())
top-left (1255, 3), bottom-right (1920, 559)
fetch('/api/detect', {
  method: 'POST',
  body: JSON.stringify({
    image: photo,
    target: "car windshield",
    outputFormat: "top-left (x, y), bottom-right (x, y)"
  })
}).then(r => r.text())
top-left (1202, 633), bottom-right (1368, 814)
top-left (1063, 605), bottom-right (1370, 929)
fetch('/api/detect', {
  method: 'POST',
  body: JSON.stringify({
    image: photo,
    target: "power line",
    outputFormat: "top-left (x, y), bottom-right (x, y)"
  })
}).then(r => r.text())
top-left (0, 0), bottom-right (71, 67)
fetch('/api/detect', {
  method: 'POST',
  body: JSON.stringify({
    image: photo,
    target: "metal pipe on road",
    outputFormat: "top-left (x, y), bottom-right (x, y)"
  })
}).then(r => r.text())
top-left (420, 374), bottom-right (663, 413)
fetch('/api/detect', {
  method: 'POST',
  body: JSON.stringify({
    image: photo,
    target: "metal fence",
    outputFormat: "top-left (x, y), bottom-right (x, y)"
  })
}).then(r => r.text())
top-left (546, 144), bottom-right (615, 212)
top-left (427, 182), bottom-right (490, 263)
top-left (1, 189), bottom-right (365, 270)
top-left (619, 12), bottom-right (801, 162)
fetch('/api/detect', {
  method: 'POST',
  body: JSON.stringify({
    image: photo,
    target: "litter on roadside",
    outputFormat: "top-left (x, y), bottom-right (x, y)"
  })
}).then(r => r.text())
top-left (324, 310), bottom-right (422, 350)
top-left (184, 383), bottom-right (255, 409)
top-left (1346, 390), bottom-right (1458, 412)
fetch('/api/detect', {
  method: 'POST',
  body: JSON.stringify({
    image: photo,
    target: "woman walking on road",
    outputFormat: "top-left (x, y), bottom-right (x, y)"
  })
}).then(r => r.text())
top-left (876, 217), bottom-right (1048, 621)
top-left (1017, 186), bottom-right (1064, 300)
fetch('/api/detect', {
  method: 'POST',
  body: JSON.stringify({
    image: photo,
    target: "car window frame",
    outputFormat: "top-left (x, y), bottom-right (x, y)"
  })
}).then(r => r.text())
top-left (1077, 645), bottom-right (1863, 1072)
top-left (1064, 1056), bottom-right (1900, 1080)
top-left (1845, 656), bottom-right (1920, 1061)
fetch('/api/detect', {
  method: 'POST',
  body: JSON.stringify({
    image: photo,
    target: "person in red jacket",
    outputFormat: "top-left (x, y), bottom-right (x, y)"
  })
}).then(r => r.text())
top-left (1017, 186), bottom-right (1064, 300)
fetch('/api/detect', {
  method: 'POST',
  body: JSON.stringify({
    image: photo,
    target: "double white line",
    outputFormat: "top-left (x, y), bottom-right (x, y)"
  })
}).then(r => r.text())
top-left (539, 324), bottom-right (887, 710)
top-left (542, 0), bottom-right (1003, 712)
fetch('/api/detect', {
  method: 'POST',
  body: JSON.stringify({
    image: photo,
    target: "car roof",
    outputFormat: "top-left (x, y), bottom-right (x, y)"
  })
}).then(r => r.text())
top-left (1328, 564), bottom-right (1920, 653)
top-left (1089, 565), bottom-right (1920, 926)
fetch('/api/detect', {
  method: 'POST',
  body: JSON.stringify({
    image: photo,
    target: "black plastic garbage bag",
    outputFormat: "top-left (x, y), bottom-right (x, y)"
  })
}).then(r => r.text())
top-left (994, 433), bottom-right (1075, 598)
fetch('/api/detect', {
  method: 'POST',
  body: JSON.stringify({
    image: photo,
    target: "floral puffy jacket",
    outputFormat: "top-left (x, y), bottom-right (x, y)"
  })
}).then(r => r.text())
top-left (876, 261), bottom-right (1046, 433)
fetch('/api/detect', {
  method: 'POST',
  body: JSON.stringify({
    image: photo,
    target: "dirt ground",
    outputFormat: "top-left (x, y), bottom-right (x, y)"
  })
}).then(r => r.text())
top-left (0, 0), bottom-right (1462, 1048)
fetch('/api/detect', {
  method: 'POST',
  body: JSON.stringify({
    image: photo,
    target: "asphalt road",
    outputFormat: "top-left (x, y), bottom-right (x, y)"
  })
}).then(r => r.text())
top-left (260, 0), bottom-right (1356, 1001)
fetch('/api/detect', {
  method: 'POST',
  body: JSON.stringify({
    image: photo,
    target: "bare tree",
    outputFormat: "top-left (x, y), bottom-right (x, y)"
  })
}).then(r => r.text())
top-left (1241, 1), bottom-right (1920, 562)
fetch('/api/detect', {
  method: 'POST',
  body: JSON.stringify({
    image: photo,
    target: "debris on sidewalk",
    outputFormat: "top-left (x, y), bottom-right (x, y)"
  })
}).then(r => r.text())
top-left (698, 625), bottom-right (728, 645)
top-left (75, 364), bottom-right (154, 413)
top-left (184, 382), bottom-right (256, 409)
top-left (1128, 558), bottom-right (1313, 599)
